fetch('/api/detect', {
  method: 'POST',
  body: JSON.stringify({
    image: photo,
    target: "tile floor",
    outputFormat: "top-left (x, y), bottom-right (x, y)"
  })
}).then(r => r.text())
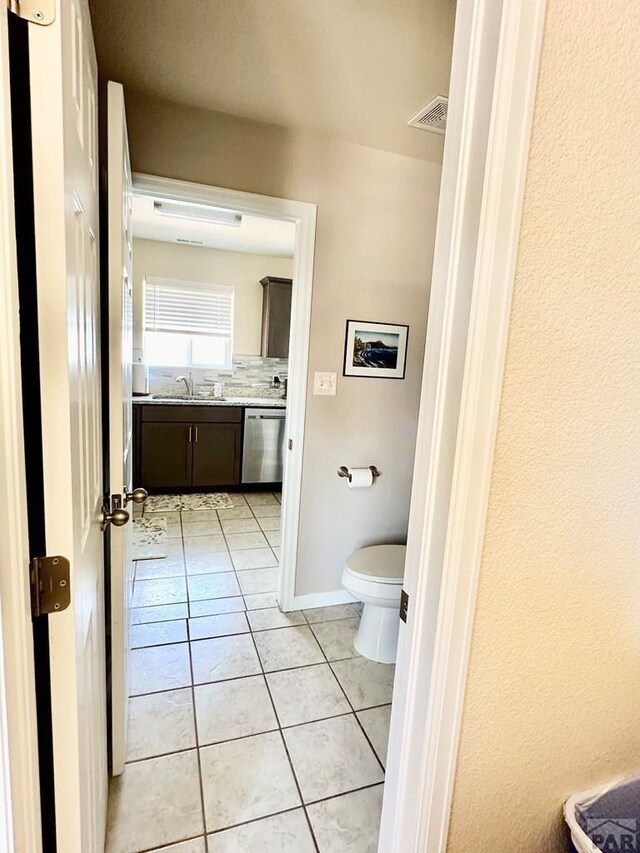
top-left (106, 492), bottom-right (395, 853)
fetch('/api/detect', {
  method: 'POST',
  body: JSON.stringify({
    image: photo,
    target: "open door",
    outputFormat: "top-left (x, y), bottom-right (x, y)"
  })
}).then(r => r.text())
top-left (28, 0), bottom-right (111, 848)
top-left (107, 80), bottom-right (141, 776)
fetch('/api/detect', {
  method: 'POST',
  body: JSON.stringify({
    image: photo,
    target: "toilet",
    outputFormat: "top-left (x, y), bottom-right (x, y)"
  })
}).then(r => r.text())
top-left (342, 544), bottom-right (406, 664)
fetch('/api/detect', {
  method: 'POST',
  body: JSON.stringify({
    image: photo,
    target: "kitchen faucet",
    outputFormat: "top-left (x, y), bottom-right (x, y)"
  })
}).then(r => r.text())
top-left (175, 373), bottom-right (193, 396)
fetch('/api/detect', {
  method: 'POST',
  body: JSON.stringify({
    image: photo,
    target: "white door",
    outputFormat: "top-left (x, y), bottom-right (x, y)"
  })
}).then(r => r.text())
top-left (107, 80), bottom-right (136, 776)
top-left (29, 1), bottom-right (107, 850)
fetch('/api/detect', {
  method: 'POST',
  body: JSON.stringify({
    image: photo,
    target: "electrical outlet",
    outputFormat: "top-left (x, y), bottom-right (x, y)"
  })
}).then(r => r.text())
top-left (313, 371), bottom-right (337, 396)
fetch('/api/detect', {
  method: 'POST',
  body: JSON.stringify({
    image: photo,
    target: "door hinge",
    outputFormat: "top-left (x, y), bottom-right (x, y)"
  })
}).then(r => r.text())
top-left (399, 589), bottom-right (409, 624)
top-left (30, 555), bottom-right (70, 618)
top-left (288, 439), bottom-right (293, 450)
top-left (6, 0), bottom-right (55, 25)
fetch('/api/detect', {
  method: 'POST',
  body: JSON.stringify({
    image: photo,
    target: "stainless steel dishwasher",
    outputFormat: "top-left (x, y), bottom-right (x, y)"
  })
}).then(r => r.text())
top-left (241, 408), bottom-right (287, 484)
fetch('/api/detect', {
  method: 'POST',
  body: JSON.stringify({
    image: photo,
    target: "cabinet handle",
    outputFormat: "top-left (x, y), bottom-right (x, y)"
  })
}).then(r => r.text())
top-left (188, 426), bottom-right (192, 443)
top-left (194, 425), bottom-right (198, 443)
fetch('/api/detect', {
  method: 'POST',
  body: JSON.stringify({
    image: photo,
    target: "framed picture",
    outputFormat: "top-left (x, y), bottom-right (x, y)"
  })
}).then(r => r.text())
top-left (343, 319), bottom-right (409, 379)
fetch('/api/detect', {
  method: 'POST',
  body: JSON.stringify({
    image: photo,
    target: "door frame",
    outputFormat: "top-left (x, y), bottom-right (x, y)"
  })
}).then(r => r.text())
top-left (379, 0), bottom-right (547, 850)
top-left (0, 8), bottom-right (41, 851)
top-left (131, 173), bottom-right (317, 611)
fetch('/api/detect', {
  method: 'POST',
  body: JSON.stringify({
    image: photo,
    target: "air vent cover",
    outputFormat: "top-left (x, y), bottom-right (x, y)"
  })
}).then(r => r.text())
top-left (408, 96), bottom-right (448, 135)
top-left (175, 238), bottom-right (205, 246)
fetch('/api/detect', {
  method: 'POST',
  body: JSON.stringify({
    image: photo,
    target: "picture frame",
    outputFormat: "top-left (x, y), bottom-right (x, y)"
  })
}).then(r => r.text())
top-left (343, 319), bottom-right (409, 379)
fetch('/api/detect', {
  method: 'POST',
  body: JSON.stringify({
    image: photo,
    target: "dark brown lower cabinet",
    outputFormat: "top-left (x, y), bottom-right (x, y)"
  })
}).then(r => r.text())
top-left (192, 422), bottom-right (241, 487)
top-left (135, 404), bottom-right (243, 491)
top-left (140, 422), bottom-right (193, 489)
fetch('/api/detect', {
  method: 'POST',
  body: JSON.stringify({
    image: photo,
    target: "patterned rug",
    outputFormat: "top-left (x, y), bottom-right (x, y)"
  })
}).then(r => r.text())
top-left (132, 516), bottom-right (168, 560)
top-left (144, 493), bottom-right (234, 512)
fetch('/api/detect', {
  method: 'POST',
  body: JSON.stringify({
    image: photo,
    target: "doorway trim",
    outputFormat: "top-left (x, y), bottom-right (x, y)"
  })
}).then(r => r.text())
top-left (380, 0), bottom-right (547, 850)
top-left (131, 173), bottom-right (317, 611)
top-left (0, 8), bottom-right (42, 851)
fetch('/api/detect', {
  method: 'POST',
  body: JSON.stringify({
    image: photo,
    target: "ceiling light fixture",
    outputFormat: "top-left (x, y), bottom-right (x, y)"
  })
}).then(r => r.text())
top-left (153, 200), bottom-right (242, 227)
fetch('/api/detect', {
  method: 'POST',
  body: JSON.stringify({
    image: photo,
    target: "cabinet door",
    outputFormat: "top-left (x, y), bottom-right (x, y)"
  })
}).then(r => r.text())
top-left (192, 422), bottom-right (242, 487)
top-left (261, 277), bottom-right (292, 358)
top-left (140, 422), bottom-right (192, 489)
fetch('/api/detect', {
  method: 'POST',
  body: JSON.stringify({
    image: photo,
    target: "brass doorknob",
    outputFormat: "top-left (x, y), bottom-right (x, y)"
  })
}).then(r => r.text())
top-left (101, 506), bottom-right (130, 530)
top-left (125, 487), bottom-right (148, 506)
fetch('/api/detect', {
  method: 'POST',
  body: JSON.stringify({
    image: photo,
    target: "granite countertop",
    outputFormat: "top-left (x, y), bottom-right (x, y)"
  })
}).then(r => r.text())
top-left (132, 395), bottom-right (287, 408)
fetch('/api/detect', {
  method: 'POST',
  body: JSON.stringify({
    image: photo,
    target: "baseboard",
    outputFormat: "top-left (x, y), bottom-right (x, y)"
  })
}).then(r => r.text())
top-left (288, 589), bottom-right (357, 612)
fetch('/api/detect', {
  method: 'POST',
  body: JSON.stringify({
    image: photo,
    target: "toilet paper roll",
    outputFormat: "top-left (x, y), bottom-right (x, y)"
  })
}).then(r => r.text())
top-left (347, 467), bottom-right (374, 489)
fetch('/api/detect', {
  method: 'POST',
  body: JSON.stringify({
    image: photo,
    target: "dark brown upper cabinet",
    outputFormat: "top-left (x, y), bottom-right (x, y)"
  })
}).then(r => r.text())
top-left (260, 276), bottom-right (292, 359)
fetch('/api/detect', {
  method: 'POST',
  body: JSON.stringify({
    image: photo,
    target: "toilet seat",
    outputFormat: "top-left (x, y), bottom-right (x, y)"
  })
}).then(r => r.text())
top-left (345, 544), bottom-right (406, 584)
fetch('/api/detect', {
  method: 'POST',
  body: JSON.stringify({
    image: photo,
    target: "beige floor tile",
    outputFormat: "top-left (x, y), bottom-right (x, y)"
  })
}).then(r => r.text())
top-left (244, 493), bottom-right (280, 507)
top-left (182, 519), bottom-right (223, 537)
top-left (237, 567), bottom-right (279, 596)
top-left (185, 550), bottom-right (233, 575)
top-left (130, 643), bottom-right (192, 695)
top-left (183, 535), bottom-right (227, 556)
top-left (127, 688), bottom-right (196, 762)
top-left (265, 530), bottom-right (280, 548)
top-left (243, 592), bottom-right (279, 610)
top-left (189, 597), bottom-right (246, 618)
top-left (246, 608), bottom-right (305, 632)
top-left (187, 573), bottom-right (241, 601)
top-left (131, 603), bottom-right (189, 625)
top-left (106, 750), bottom-right (203, 853)
top-left (250, 504), bottom-right (281, 518)
top-left (185, 552), bottom-right (234, 575)
top-left (303, 604), bottom-right (359, 624)
top-left (207, 809), bottom-right (314, 852)
top-left (330, 657), bottom-right (395, 710)
top-left (309, 618), bottom-right (360, 662)
top-left (225, 531), bottom-right (269, 551)
top-left (307, 785), bottom-right (384, 853)
top-left (191, 634), bottom-right (261, 684)
top-left (220, 517), bottom-right (260, 534)
top-left (188, 612), bottom-right (249, 641)
top-left (283, 715), bottom-right (384, 803)
top-left (257, 516), bottom-right (280, 532)
top-left (148, 839), bottom-right (206, 853)
top-left (253, 626), bottom-right (324, 672)
top-left (132, 577), bottom-right (187, 608)
top-left (194, 675), bottom-right (278, 745)
top-left (357, 705), bottom-right (392, 768)
top-left (200, 732), bottom-right (300, 832)
top-left (231, 549), bottom-right (277, 571)
top-left (216, 505), bottom-right (253, 521)
top-left (266, 664), bottom-right (350, 728)
top-left (135, 557), bottom-right (185, 581)
top-left (130, 619), bottom-right (188, 649)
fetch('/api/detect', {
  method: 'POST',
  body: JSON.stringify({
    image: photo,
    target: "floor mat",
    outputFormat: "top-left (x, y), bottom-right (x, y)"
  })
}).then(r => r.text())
top-left (132, 516), bottom-right (168, 560)
top-left (144, 493), bottom-right (235, 513)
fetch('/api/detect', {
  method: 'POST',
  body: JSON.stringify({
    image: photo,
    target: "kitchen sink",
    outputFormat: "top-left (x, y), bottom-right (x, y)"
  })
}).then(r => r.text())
top-left (151, 394), bottom-right (227, 402)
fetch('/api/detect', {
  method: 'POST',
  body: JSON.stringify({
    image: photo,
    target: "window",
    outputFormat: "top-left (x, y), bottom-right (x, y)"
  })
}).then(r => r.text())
top-left (144, 277), bottom-right (234, 368)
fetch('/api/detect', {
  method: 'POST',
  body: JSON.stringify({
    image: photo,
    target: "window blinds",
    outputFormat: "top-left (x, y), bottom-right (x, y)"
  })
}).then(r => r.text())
top-left (144, 277), bottom-right (234, 338)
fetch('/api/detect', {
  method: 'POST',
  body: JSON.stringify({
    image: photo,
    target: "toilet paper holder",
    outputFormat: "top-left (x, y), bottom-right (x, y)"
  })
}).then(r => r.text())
top-left (337, 465), bottom-right (380, 480)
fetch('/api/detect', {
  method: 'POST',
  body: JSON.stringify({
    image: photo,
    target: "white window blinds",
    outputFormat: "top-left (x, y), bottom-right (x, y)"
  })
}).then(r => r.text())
top-left (144, 277), bottom-right (234, 338)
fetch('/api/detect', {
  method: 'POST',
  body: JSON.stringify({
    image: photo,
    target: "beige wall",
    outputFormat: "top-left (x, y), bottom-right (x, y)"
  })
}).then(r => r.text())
top-left (447, 1), bottom-right (640, 850)
top-left (132, 238), bottom-right (293, 355)
top-left (125, 91), bottom-right (442, 596)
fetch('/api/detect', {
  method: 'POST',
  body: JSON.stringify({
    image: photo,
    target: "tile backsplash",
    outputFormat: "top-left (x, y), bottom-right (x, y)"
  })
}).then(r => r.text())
top-left (148, 355), bottom-right (288, 398)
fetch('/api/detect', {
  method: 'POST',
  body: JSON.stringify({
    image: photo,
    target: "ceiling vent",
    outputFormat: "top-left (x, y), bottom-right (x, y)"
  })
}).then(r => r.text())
top-left (408, 96), bottom-right (448, 135)
top-left (175, 237), bottom-right (205, 246)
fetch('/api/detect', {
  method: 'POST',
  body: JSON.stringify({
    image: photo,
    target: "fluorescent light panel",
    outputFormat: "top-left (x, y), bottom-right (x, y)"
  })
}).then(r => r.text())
top-left (153, 199), bottom-right (242, 227)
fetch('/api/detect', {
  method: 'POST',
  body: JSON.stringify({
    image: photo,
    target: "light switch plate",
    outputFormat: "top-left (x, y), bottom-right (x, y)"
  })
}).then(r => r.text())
top-left (313, 371), bottom-right (337, 396)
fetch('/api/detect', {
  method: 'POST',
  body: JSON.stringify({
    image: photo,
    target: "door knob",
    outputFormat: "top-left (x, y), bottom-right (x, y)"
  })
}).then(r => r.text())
top-left (124, 487), bottom-right (148, 506)
top-left (101, 506), bottom-right (130, 531)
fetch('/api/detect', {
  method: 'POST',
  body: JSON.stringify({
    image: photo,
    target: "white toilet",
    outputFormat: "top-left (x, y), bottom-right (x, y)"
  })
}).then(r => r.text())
top-left (342, 544), bottom-right (406, 664)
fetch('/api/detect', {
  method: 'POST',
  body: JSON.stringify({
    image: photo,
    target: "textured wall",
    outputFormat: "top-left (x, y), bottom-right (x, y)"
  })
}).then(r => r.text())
top-left (447, 2), bottom-right (640, 851)
top-left (125, 93), bottom-right (442, 596)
